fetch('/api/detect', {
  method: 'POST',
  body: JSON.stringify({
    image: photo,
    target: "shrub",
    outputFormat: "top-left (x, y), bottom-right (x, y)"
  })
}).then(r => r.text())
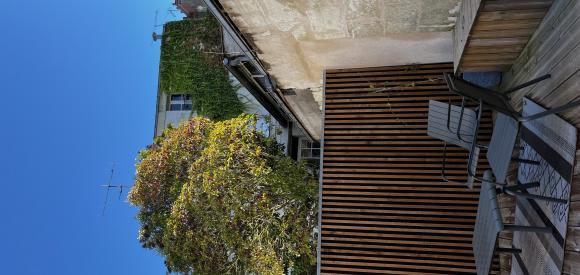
top-left (129, 115), bottom-right (318, 274)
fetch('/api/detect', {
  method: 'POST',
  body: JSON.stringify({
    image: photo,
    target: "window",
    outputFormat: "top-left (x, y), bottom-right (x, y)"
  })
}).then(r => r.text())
top-left (298, 138), bottom-right (320, 174)
top-left (168, 94), bottom-right (192, 111)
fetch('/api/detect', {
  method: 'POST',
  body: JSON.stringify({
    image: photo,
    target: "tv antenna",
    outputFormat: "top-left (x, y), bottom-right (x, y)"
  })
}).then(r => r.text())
top-left (167, 9), bottom-right (179, 18)
top-left (152, 32), bottom-right (162, 42)
top-left (151, 10), bottom-right (165, 45)
top-left (153, 10), bottom-right (163, 28)
top-left (101, 163), bottom-right (130, 216)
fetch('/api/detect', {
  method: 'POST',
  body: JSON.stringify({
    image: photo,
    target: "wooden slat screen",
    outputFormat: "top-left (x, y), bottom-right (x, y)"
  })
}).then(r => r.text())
top-left (320, 63), bottom-right (495, 274)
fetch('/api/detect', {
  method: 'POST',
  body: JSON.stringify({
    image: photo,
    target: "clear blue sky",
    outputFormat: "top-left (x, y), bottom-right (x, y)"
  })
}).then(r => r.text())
top-left (0, 1), bottom-right (177, 274)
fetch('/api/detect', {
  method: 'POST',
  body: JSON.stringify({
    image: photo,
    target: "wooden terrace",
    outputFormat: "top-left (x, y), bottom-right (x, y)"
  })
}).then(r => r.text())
top-left (319, 0), bottom-right (580, 274)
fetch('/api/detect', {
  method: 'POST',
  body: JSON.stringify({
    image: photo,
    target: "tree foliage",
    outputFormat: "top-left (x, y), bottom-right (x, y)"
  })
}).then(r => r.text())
top-left (129, 115), bottom-right (318, 274)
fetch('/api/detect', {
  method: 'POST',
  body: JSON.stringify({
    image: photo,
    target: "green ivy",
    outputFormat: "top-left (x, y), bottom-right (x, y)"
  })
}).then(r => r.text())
top-left (159, 17), bottom-right (244, 120)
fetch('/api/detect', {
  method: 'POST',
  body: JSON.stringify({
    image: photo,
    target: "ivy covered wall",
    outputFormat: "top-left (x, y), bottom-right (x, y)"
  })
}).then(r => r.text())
top-left (159, 16), bottom-right (243, 120)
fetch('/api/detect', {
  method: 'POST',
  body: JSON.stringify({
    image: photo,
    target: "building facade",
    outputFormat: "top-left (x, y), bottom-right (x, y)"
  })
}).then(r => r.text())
top-left (154, 6), bottom-right (318, 166)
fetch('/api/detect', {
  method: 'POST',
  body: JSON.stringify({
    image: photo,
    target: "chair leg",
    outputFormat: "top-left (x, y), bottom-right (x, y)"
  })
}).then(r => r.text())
top-left (497, 247), bottom-right (522, 254)
top-left (511, 247), bottom-right (532, 275)
top-left (512, 157), bottom-right (540, 165)
top-left (440, 142), bottom-right (466, 185)
top-left (504, 182), bottom-right (540, 191)
top-left (503, 74), bottom-right (551, 96)
top-left (520, 98), bottom-right (580, 122)
top-left (504, 189), bottom-right (568, 204)
top-left (503, 224), bottom-right (552, 233)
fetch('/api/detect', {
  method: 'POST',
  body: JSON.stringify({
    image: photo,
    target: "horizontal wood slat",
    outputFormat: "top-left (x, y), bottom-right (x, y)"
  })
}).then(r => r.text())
top-left (320, 63), bottom-right (489, 274)
top-left (454, 0), bottom-right (554, 72)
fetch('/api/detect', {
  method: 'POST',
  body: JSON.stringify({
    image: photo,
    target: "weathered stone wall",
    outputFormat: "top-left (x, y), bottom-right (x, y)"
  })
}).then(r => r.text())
top-left (219, 0), bottom-right (461, 138)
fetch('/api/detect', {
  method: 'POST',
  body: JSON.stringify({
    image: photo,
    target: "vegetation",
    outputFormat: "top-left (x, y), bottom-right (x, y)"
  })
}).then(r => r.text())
top-left (159, 17), bottom-right (244, 120)
top-left (129, 115), bottom-right (318, 274)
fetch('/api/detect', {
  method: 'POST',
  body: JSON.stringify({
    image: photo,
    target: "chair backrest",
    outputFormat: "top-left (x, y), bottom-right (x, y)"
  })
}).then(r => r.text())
top-left (428, 100), bottom-right (480, 188)
top-left (444, 73), bottom-right (519, 119)
top-left (473, 170), bottom-right (504, 275)
top-left (427, 100), bottom-right (477, 150)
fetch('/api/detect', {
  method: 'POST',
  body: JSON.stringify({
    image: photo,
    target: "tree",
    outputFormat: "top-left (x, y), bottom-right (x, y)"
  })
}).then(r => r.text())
top-left (129, 115), bottom-right (318, 274)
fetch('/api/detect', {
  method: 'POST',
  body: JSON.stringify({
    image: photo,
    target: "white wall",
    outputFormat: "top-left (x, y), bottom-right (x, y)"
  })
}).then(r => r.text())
top-left (155, 110), bottom-right (195, 137)
top-left (232, 74), bottom-right (291, 153)
top-left (155, 94), bottom-right (195, 137)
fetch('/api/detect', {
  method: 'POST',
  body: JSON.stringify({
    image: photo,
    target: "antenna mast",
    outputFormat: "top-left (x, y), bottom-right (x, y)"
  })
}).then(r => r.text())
top-left (100, 163), bottom-right (130, 216)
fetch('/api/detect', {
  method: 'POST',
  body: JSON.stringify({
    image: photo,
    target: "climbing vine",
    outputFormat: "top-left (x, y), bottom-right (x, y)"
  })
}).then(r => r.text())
top-left (159, 16), bottom-right (244, 120)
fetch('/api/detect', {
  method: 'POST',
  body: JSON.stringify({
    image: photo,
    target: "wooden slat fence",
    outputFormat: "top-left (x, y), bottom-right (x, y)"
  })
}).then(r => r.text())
top-left (320, 63), bottom-right (496, 274)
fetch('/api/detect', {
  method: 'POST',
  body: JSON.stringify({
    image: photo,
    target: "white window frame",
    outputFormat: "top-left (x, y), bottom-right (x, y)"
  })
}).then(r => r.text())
top-left (297, 138), bottom-right (321, 172)
top-left (168, 94), bottom-right (192, 111)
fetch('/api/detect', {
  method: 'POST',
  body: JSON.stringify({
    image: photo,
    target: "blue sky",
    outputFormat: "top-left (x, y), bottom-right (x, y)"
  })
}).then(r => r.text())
top-left (0, 1), bottom-right (177, 274)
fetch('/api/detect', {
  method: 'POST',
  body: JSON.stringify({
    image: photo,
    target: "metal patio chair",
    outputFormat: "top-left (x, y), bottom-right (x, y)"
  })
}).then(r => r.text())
top-left (428, 100), bottom-right (568, 203)
top-left (473, 170), bottom-right (556, 275)
top-left (427, 100), bottom-right (482, 188)
top-left (442, 73), bottom-right (580, 187)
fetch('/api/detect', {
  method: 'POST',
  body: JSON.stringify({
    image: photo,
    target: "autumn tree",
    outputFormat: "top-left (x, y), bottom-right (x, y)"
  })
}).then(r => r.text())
top-left (129, 115), bottom-right (318, 274)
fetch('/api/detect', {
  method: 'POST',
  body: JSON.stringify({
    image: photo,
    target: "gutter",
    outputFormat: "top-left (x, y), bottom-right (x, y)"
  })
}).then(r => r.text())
top-left (153, 77), bottom-right (162, 138)
top-left (153, 24), bottom-right (168, 138)
top-left (201, 0), bottom-right (315, 142)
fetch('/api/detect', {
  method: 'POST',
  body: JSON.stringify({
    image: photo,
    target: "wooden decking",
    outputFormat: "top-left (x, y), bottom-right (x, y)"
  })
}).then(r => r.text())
top-left (317, 1), bottom-right (580, 272)
top-left (320, 63), bottom-right (494, 274)
top-left (453, 0), bottom-right (554, 73)
top-left (499, 0), bottom-right (580, 273)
